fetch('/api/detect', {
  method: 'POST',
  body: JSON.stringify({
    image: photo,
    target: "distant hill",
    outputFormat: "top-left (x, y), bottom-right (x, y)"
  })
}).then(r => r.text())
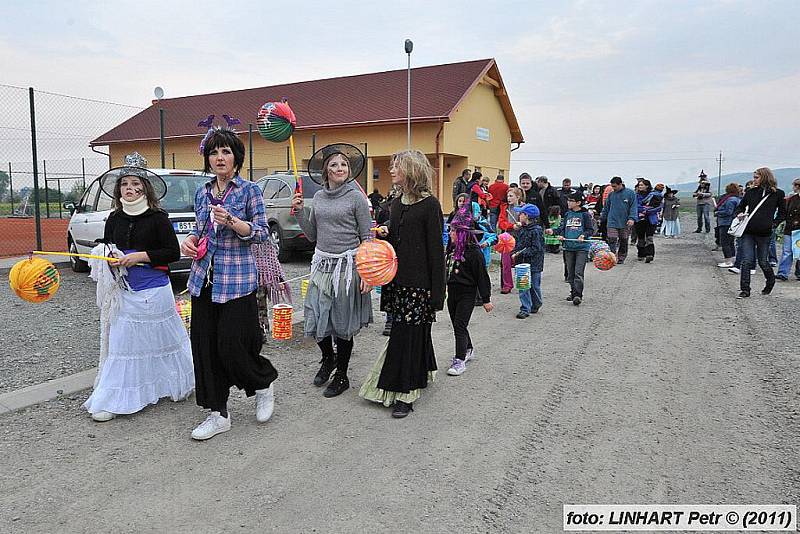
top-left (669, 168), bottom-right (800, 198)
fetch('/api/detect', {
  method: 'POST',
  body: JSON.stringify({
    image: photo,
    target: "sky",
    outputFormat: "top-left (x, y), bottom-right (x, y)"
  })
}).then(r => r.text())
top-left (1, 0), bottom-right (799, 186)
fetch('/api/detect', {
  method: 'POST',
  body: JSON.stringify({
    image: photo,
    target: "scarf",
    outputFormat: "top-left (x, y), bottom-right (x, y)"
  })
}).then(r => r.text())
top-left (121, 196), bottom-right (149, 216)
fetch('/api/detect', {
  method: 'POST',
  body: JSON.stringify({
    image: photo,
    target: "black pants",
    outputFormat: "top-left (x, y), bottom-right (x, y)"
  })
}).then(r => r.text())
top-left (634, 220), bottom-right (655, 258)
top-left (447, 284), bottom-right (476, 360)
top-left (563, 250), bottom-right (588, 298)
top-left (317, 335), bottom-right (354, 376)
top-left (191, 284), bottom-right (278, 412)
top-left (719, 225), bottom-right (736, 259)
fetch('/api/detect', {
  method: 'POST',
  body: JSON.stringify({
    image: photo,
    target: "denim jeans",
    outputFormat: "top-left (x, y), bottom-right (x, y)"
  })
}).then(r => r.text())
top-left (777, 236), bottom-right (800, 278)
top-left (489, 207), bottom-right (500, 232)
top-left (696, 204), bottom-right (711, 232)
top-left (564, 250), bottom-right (588, 298)
top-left (718, 225), bottom-right (735, 259)
top-left (739, 233), bottom-right (775, 292)
top-left (733, 236), bottom-right (743, 268)
top-left (518, 271), bottom-right (542, 312)
top-left (769, 230), bottom-right (778, 264)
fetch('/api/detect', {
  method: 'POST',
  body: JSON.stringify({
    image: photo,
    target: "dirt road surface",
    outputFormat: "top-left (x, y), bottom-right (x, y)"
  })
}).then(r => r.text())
top-left (1, 235), bottom-right (798, 533)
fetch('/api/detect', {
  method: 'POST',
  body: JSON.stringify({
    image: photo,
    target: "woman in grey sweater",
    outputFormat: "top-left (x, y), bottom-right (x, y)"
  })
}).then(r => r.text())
top-left (292, 144), bottom-right (373, 397)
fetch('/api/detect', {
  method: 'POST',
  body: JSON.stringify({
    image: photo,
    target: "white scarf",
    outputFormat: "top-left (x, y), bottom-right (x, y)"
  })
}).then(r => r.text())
top-left (310, 248), bottom-right (358, 298)
top-left (121, 196), bottom-right (149, 216)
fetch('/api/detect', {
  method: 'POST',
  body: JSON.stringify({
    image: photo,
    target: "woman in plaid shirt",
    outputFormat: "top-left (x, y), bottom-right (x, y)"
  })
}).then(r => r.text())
top-left (181, 128), bottom-right (279, 441)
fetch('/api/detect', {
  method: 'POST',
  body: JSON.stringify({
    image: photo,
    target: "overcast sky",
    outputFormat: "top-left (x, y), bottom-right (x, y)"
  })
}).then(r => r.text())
top-left (2, 0), bottom-right (799, 185)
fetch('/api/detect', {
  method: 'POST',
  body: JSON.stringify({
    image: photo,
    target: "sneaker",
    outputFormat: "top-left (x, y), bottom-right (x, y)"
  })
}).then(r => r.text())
top-left (323, 374), bottom-right (350, 398)
top-left (717, 262), bottom-right (734, 268)
top-left (565, 295), bottom-right (574, 301)
top-left (391, 401), bottom-right (413, 418)
top-left (191, 412), bottom-right (231, 441)
top-left (313, 355), bottom-right (336, 386)
top-left (530, 306), bottom-right (540, 314)
top-left (770, 261), bottom-right (778, 267)
top-left (637, 256), bottom-right (644, 261)
top-left (516, 311), bottom-right (529, 319)
top-left (617, 259), bottom-right (625, 264)
top-left (255, 384), bottom-right (274, 423)
top-left (91, 411), bottom-right (115, 422)
top-left (776, 275), bottom-right (788, 281)
top-left (728, 267), bottom-right (741, 274)
top-left (464, 348), bottom-right (475, 362)
top-left (447, 358), bottom-right (466, 376)
top-left (750, 269), bottom-right (756, 274)
top-left (736, 291), bottom-right (750, 299)
top-left (572, 296), bottom-right (582, 306)
top-left (645, 256), bottom-right (654, 263)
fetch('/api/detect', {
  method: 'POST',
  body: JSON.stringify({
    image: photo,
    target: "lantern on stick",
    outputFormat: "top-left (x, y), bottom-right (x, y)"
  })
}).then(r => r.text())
top-left (9, 257), bottom-right (61, 303)
top-left (271, 304), bottom-right (293, 340)
top-left (355, 239), bottom-right (398, 287)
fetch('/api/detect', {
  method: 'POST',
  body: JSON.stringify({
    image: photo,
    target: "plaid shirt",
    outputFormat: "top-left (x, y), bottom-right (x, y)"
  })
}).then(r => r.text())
top-left (187, 176), bottom-right (267, 303)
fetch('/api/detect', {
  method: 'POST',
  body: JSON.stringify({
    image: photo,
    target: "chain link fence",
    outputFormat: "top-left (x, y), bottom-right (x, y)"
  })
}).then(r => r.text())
top-left (0, 84), bottom-right (142, 257)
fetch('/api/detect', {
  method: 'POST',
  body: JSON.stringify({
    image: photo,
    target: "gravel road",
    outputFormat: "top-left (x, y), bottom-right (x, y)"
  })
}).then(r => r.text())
top-left (1, 235), bottom-right (798, 532)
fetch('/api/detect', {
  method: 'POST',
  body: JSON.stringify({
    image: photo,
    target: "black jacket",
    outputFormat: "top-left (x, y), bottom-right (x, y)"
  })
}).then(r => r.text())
top-left (103, 209), bottom-right (180, 267)
top-left (734, 187), bottom-right (786, 237)
top-left (447, 244), bottom-right (491, 304)
top-left (784, 194), bottom-right (800, 235)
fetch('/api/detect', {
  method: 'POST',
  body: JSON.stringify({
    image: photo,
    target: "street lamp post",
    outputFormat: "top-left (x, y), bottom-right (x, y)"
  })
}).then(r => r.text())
top-left (405, 39), bottom-right (413, 149)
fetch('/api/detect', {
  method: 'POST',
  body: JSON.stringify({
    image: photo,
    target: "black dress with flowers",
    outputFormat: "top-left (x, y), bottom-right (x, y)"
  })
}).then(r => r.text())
top-left (360, 196), bottom-right (445, 403)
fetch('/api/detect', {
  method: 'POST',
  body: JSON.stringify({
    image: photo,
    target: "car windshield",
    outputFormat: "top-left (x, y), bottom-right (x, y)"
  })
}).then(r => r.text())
top-left (160, 174), bottom-right (208, 213)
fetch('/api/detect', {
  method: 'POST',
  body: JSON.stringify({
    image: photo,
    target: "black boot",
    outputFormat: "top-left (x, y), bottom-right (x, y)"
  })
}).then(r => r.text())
top-left (391, 401), bottom-right (414, 418)
top-left (762, 277), bottom-right (775, 295)
top-left (313, 354), bottom-right (336, 386)
top-left (323, 373), bottom-right (350, 397)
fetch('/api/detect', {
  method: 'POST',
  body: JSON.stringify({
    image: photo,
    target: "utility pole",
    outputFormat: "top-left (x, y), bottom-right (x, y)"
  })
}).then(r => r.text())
top-left (716, 151), bottom-right (723, 196)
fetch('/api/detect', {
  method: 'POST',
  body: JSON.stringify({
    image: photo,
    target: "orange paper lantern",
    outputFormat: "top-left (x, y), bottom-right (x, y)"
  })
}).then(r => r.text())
top-left (355, 239), bottom-right (398, 287)
top-left (9, 257), bottom-right (61, 303)
top-left (494, 232), bottom-right (516, 254)
top-left (271, 304), bottom-right (293, 340)
top-left (593, 250), bottom-right (617, 271)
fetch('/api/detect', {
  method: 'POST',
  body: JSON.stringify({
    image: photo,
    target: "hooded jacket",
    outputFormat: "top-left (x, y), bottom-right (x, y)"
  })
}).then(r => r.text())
top-left (734, 187), bottom-right (787, 237)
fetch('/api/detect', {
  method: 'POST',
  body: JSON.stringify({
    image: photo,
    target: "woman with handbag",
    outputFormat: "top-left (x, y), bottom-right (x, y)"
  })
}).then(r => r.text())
top-left (181, 127), bottom-right (279, 440)
top-left (732, 167), bottom-right (786, 299)
top-left (291, 144), bottom-right (373, 398)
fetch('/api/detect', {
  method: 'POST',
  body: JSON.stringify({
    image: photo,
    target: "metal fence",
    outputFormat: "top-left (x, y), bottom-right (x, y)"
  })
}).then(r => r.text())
top-left (0, 84), bottom-right (142, 257)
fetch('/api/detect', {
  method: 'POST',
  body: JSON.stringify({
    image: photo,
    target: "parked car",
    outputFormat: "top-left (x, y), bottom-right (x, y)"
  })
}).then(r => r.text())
top-left (255, 172), bottom-right (320, 261)
top-left (65, 169), bottom-right (210, 274)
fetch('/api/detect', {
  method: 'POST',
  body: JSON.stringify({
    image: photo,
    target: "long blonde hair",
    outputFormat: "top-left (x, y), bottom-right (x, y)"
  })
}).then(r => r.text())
top-left (754, 167), bottom-right (778, 192)
top-left (391, 150), bottom-right (433, 201)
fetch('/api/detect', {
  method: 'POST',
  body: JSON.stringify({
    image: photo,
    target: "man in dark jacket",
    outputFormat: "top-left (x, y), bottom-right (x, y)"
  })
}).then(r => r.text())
top-left (558, 178), bottom-right (575, 215)
top-left (452, 169), bottom-right (471, 205)
top-left (535, 176), bottom-right (560, 217)
top-left (776, 178), bottom-right (800, 280)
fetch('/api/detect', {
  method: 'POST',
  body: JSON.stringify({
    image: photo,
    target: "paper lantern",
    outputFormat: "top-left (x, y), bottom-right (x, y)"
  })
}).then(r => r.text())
top-left (513, 263), bottom-right (531, 290)
top-left (588, 240), bottom-right (610, 259)
top-left (257, 102), bottom-right (296, 143)
top-left (593, 250), bottom-right (617, 271)
top-left (271, 304), bottom-right (293, 340)
top-left (355, 240), bottom-right (398, 287)
top-left (301, 279), bottom-right (309, 299)
top-left (9, 257), bottom-right (60, 303)
top-left (175, 298), bottom-right (191, 333)
top-left (494, 232), bottom-right (516, 254)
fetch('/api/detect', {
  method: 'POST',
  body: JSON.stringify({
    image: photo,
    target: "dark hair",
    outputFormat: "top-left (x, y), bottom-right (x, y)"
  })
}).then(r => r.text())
top-left (548, 205), bottom-right (560, 216)
top-left (461, 169), bottom-right (471, 178)
top-left (610, 176), bottom-right (623, 185)
top-left (562, 178), bottom-right (571, 185)
top-left (496, 175), bottom-right (504, 181)
top-left (536, 175), bottom-right (549, 184)
top-left (519, 173), bottom-right (532, 183)
top-left (202, 129), bottom-right (245, 175)
top-left (724, 183), bottom-right (738, 195)
top-left (471, 171), bottom-right (482, 181)
top-left (592, 185), bottom-right (601, 194)
top-left (112, 174), bottom-right (160, 212)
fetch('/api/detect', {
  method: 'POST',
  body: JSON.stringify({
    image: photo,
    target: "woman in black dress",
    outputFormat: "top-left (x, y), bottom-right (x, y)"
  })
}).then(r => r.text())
top-left (359, 150), bottom-right (445, 418)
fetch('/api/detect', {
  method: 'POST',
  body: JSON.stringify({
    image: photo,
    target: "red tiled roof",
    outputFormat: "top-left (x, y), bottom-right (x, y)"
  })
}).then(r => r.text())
top-left (91, 58), bottom-right (523, 145)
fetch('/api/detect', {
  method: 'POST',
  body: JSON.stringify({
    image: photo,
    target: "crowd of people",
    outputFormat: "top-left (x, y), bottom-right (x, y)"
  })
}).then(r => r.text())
top-left (79, 126), bottom-right (798, 438)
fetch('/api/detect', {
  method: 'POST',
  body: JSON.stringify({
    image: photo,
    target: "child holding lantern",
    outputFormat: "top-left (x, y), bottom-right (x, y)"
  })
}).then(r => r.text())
top-left (445, 205), bottom-right (493, 376)
top-left (546, 191), bottom-right (594, 306)
top-left (292, 143), bottom-right (373, 398)
top-left (511, 204), bottom-right (545, 319)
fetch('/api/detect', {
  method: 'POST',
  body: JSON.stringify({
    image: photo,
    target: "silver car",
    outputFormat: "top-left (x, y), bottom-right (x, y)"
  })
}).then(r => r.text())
top-left (255, 172), bottom-right (320, 261)
top-left (65, 169), bottom-right (210, 274)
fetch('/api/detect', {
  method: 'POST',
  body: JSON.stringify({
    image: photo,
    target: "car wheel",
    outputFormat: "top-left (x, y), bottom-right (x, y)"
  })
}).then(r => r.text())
top-left (270, 223), bottom-right (292, 262)
top-left (69, 237), bottom-right (89, 273)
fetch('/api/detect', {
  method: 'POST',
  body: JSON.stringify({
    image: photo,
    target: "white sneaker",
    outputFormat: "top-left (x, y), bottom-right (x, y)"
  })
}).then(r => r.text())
top-left (717, 262), bottom-right (734, 268)
top-left (465, 348), bottom-right (475, 362)
top-left (255, 384), bottom-right (274, 423)
top-left (191, 412), bottom-right (231, 440)
top-left (728, 267), bottom-right (741, 274)
top-left (750, 269), bottom-right (756, 274)
top-left (91, 411), bottom-right (115, 422)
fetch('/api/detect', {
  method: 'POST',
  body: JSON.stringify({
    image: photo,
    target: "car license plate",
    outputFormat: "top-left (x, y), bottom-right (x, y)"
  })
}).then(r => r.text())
top-left (174, 221), bottom-right (196, 233)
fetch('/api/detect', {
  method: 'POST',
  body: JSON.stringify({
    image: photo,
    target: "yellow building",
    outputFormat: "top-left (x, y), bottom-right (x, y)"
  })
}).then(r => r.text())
top-left (92, 58), bottom-right (523, 212)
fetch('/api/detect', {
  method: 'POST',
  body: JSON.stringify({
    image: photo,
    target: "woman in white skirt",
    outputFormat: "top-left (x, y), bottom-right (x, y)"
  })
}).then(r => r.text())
top-left (292, 144), bottom-right (373, 398)
top-left (83, 153), bottom-right (194, 422)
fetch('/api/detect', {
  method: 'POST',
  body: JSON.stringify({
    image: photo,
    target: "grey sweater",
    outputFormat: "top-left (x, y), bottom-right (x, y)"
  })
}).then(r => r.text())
top-left (297, 181), bottom-right (372, 254)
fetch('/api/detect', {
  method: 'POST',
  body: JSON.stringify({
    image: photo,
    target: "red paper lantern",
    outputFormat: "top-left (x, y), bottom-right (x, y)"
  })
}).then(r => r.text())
top-left (356, 240), bottom-right (398, 287)
top-left (494, 232), bottom-right (516, 254)
top-left (593, 249), bottom-right (617, 271)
